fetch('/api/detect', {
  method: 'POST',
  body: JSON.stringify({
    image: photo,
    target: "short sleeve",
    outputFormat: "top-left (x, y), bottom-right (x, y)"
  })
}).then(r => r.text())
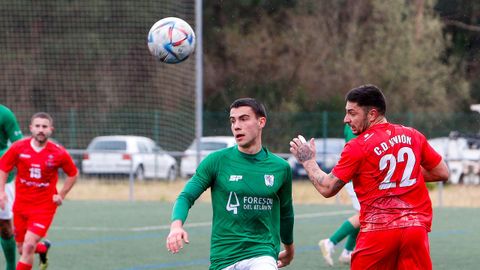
top-left (0, 142), bottom-right (19, 173)
top-left (61, 150), bottom-right (78, 177)
top-left (420, 133), bottom-right (442, 170)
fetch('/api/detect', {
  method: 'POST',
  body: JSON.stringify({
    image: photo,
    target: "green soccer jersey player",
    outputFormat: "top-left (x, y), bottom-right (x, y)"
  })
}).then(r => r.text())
top-left (0, 105), bottom-right (23, 270)
top-left (167, 98), bottom-right (295, 270)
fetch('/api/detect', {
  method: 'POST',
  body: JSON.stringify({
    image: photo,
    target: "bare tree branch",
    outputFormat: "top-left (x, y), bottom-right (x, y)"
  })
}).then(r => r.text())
top-left (443, 19), bottom-right (480, 32)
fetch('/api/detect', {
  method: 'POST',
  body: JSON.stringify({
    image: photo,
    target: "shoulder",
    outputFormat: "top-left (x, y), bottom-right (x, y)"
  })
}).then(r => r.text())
top-left (12, 138), bottom-right (29, 147)
top-left (265, 149), bottom-right (290, 171)
top-left (6, 138), bottom-right (29, 153)
top-left (391, 124), bottom-right (427, 142)
top-left (0, 105), bottom-right (10, 113)
top-left (210, 146), bottom-right (235, 158)
top-left (200, 146), bottom-right (235, 165)
top-left (0, 105), bottom-right (16, 118)
top-left (46, 140), bottom-right (69, 154)
top-left (268, 151), bottom-right (289, 165)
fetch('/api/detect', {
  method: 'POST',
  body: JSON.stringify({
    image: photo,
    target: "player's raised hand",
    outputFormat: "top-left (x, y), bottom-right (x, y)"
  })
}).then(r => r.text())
top-left (166, 220), bottom-right (189, 254)
top-left (289, 135), bottom-right (316, 163)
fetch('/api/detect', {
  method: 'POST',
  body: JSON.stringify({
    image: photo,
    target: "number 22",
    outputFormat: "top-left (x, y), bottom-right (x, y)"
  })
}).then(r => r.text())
top-left (378, 147), bottom-right (416, 190)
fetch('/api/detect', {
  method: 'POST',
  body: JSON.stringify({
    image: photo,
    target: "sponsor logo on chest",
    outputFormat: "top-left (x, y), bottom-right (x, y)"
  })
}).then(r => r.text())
top-left (226, 191), bottom-right (274, 214)
top-left (229, 175), bottom-right (243, 181)
top-left (19, 153), bottom-right (31, 159)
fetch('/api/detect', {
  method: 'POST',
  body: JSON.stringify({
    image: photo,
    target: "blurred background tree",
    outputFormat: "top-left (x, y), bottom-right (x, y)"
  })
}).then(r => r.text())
top-left (203, 0), bottom-right (474, 115)
top-left (435, 0), bottom-right (480, 104)
top-left (0, 0), bottom-right (478, 150)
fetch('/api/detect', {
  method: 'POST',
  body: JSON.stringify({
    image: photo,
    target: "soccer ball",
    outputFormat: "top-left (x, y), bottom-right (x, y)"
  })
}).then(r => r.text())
top-left (147, 17), bottom-right (196, 64)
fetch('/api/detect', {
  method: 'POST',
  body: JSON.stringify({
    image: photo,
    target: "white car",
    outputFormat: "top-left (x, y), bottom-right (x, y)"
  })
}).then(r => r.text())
top-left (288, 138), bottom-right (345, 179)
top-left (82, 135), bottom-right (177, 181)
top-left (180, 136), bottom-right (236, 178)
top-left (428, 136), bottom-right (480, 184)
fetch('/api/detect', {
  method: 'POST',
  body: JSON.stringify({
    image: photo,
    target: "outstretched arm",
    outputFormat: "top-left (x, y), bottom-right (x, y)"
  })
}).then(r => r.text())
top-left (290, 135), bottom-right (345, 197)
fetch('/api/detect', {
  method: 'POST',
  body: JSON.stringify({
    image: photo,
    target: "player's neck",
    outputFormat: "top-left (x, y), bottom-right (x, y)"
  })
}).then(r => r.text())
top-left (371, 116), bottom-right (387, 126)
top-left (30, 138), bottom-right (47, 152)
top-left (238, 141), bottom-right (262, 155)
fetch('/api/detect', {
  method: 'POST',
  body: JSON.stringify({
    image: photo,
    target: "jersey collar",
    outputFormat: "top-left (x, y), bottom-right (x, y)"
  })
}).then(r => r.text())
top-left (235, 145), bottom-right (268, 161)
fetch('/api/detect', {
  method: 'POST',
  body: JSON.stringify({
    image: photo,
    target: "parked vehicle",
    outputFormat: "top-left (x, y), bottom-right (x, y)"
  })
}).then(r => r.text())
top-left (287, 138), bottom-right (345, 179)
top-left (180, 136), bottom-right (236, 178)
top-left (428, 135), bottom-right (480, 184)
top-left (82, 135), bottom-right (177, 180)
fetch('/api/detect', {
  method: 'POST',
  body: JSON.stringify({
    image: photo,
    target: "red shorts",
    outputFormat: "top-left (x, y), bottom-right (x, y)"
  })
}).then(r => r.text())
top-left (13, 209), bottom-right (56, 242)
top-left (352, 226), bottom-right (431, 270)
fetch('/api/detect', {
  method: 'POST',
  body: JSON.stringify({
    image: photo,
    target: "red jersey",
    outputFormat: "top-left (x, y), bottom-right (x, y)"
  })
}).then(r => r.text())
top-left (0, 138), bottom-right (78, 211)
top-left (332, 123), bottom-right (442, 232)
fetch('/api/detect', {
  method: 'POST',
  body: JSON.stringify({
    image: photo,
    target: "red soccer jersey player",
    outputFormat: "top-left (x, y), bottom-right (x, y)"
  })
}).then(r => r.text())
top-left (332, 123), bottom-right (442, 269)
top-left (333, 123), bottom-right (442, 232)
top-left (290, 85), bottom-right (449, 270)
top-left (0, 112), bottom-right (78, 270)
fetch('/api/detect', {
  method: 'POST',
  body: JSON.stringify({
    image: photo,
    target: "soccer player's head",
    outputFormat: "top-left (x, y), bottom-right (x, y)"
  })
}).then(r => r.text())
top-left (30, 112), bottom-right (54, 144)
top-left (230, 98), bottom-right (267, 119)
top-left (344, 85), bottom-right (387, 135)
top-left (229, 98), bottom-right (267, 151)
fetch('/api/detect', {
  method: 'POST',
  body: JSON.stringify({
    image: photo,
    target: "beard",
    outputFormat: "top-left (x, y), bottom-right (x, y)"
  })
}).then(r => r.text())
top-left (34, 133), bottom-right (49, 144)
top-left (353, 119), bottom-right (370, 135)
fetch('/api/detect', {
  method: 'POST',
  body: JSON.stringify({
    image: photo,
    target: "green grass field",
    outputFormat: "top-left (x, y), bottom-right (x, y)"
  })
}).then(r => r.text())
top-left (19, 201), bottom-right (479, 270)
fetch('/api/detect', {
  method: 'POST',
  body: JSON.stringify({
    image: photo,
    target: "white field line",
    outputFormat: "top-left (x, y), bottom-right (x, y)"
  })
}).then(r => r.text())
top-left (51, 210), bottom-right (354, 232)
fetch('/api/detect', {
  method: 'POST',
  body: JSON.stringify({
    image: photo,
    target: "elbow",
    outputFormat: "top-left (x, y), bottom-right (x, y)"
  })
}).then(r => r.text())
top-left (68, 174), bottom-right (79, 184)
top-left (441, 172), bottom-right (450, 183)
top-left (320, 189), bottom-right (337, 198)
top-left (324, 193), bottom-right (336, 198)
top-left (430, 161), bottom-right (450, 182)
top-left (440, 166), bottom-right (450, 182)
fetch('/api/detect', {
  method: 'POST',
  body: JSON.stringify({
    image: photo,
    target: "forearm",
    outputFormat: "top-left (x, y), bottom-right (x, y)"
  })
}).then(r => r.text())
top-left (171, 197), bottom-right (191, 223)
top-left (283, 242), bottom-right (295, 255)
top-left (422, 161), bottom-right (449, 182)
top-left (280, 214), bottom-right (294, 244)
top-left (422, 169), bottom-right (438, 182)
top-left (291, 136), bottom-right (345, 197)
top-left (59, 174), bottom-right (78, 198)
top-left (303, 160), bottom-right (338, 197)
top-left (422, 169), bottom-right (447, 182)
top-left (0, 170), bottom-right (8, 191)
top-left (171, 176), bottom-right (210, 222)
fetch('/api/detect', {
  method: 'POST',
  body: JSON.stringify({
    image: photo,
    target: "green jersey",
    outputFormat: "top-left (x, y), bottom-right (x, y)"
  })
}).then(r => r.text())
top-left (0, 105), bottom-right (23, 183)
top-left (172, 146), bottom-right (294, 270)
top-left (344, 124), bottom-right (356, 143)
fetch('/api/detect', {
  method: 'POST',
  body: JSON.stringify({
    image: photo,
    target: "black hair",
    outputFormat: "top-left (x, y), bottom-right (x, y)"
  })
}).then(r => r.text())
top-left (345, 84), bottom-right (386, 115)
top-left (230, 98), bottom-right (267, 118)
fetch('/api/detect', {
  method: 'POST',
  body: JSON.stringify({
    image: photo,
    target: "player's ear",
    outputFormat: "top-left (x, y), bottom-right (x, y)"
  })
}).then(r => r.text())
top-left (258, 116), bottom-right (266, 128)
top-left (367, 108), bottom-right (379, 122)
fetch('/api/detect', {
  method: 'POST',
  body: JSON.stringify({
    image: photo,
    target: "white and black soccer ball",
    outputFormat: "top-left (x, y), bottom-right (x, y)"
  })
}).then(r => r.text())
top-left (147, 17), bottom-right (196, 64)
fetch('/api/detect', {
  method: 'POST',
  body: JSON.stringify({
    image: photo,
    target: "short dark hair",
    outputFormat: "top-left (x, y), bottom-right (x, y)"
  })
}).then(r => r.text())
top-left (230, 98), bottom-right (267, 118)
top-left (345, 84), bottom-right (386, 115)
top-left (31, 112), bottom-right (54, 126)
